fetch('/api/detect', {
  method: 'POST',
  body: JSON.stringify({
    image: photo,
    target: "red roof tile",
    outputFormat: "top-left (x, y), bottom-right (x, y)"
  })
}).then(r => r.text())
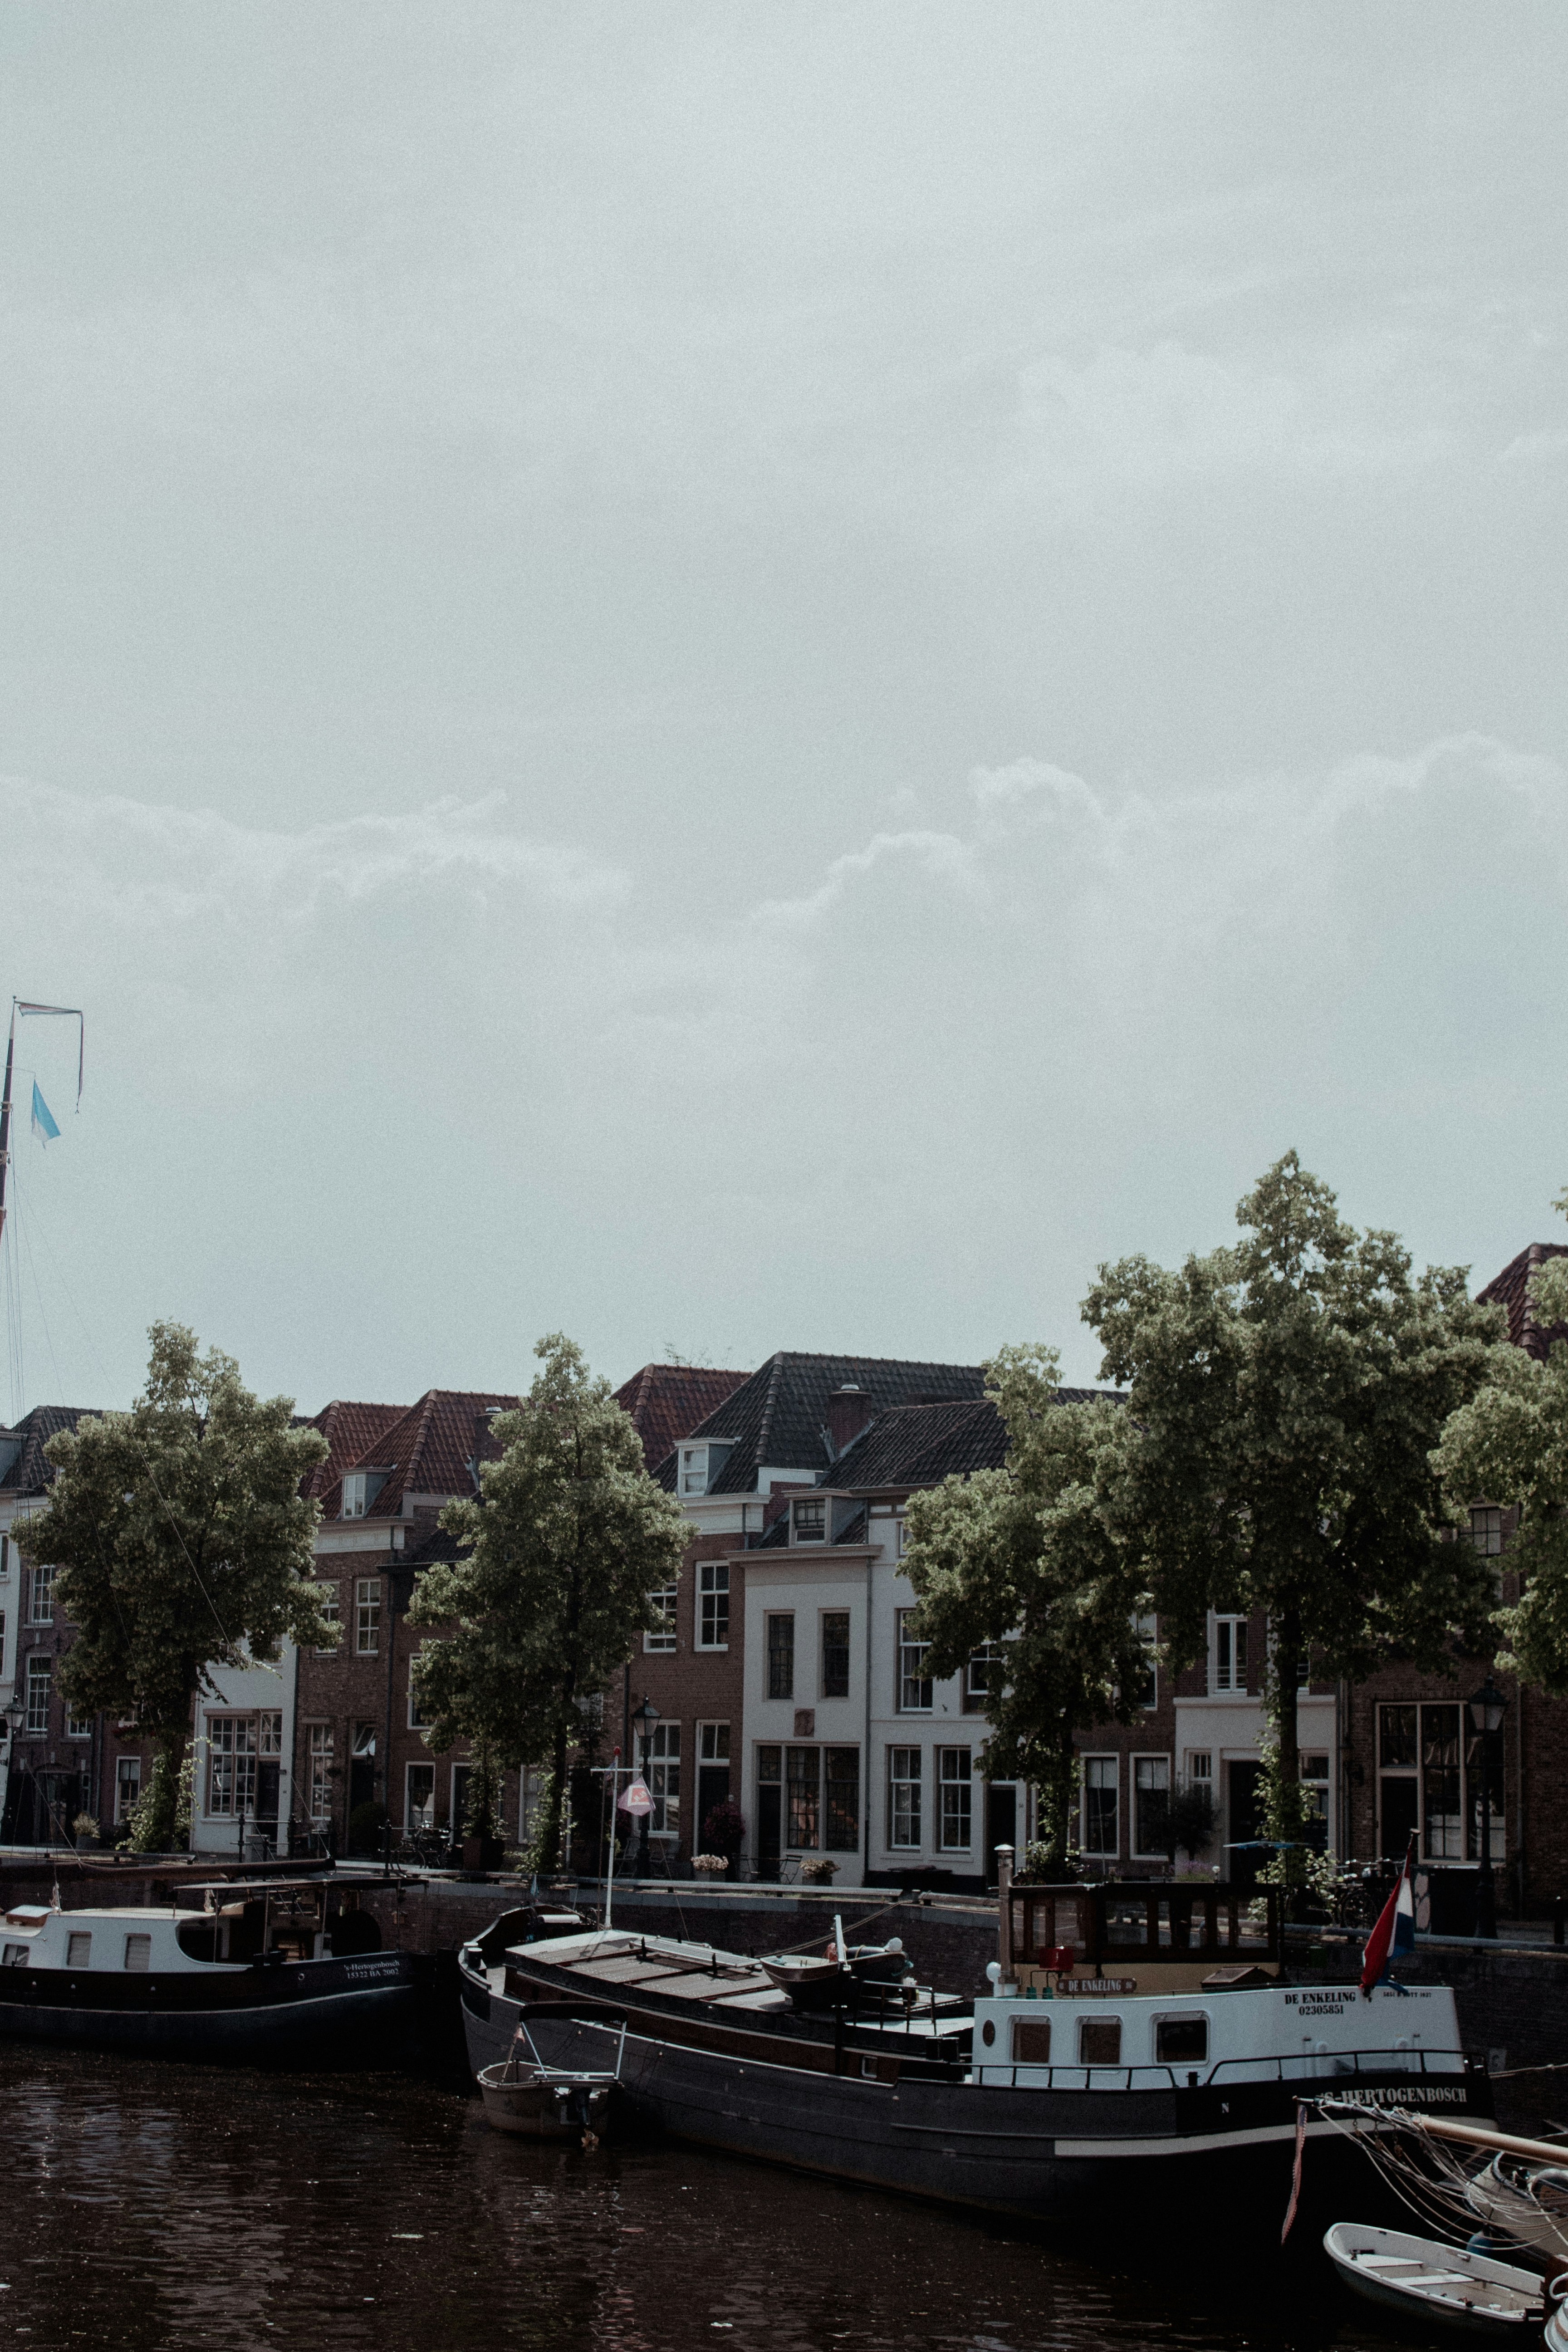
top-left (614, 1364), bottom-right (749, 1474)
top-left (323, 1389), bottom-right (519, 1520)
top-left (1477, 1243), bottom-right (1568, 1359)
top-left (300, 1400), bottom-right (411, 1503)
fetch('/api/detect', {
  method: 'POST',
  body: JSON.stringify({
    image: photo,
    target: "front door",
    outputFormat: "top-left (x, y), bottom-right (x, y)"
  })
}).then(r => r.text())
top-left (255, 1761), bottom-right (280, 1833)
top-left (758, 1782), bottom-right (781, 1877)
top-left (1228, 1760), bottom-right (1262, 1887)
top-left (986, 1784), bottom-right (1018, 1882)
top-left (697, 1763), bottom-right (730, 1853)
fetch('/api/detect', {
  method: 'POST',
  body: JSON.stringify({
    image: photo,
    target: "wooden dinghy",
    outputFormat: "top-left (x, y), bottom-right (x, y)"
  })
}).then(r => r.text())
top-left (1323, 2223), bottom-right (1544, 2338)
top-left (757, 1917), bottom-right (911, 2011)
top-left (478, 2014), bottom-right (626, 2144)
top-left (1465, 2150), bottom-right (1568, 2259)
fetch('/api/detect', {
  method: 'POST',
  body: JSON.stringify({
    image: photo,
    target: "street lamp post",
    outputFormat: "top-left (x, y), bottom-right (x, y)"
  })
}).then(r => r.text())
top-left (1468, 1675), bottom-right (1508, 1940)
top-left (633, 1695), bottom-right (660, 1877)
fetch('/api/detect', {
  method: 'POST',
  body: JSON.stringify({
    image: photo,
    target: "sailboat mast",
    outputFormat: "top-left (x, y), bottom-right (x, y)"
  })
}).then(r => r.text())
top-left (0, 1000), bottom-right (16, 1251)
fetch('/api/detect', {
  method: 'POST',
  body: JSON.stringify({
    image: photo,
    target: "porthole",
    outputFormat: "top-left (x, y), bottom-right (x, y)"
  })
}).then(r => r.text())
top-left (981, 2019), bottom-right (995, 2047)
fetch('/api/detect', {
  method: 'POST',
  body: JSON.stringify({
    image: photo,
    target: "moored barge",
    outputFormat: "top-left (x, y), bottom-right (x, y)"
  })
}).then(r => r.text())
top-left (458, 1870), bottom-right (1492, 2221)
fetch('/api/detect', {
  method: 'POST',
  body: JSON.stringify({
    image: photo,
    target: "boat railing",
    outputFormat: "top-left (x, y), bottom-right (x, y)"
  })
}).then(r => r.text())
top-left (984, 2044), bottom-right (1472, 2092)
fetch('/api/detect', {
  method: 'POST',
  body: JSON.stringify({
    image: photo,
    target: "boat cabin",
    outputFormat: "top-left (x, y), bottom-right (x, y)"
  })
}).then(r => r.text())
top-left (0, 1879), bottom-right (369, 1973)
top-left (1003, 1877), bottom-right (1281, 1993)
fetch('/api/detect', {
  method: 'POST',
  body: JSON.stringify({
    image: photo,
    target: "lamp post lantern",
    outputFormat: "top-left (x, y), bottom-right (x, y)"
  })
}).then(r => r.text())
top-left (1467, 1675), bottom-right (1507, 1940)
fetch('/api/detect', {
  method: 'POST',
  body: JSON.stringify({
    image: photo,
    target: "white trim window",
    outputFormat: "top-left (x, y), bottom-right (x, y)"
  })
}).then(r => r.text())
top-left (115, 1755), bottom-right (142, 1824)
top-left (1081, 1754), bottom-right (1119, 1858)
top-left (405, 1763), bottom-right (436, 1829)
top-left (28, 1564), bottom-right (54, 1626)
top-left (936, 1748), bottom-right (972, 1851)
top-left (697, 1561), bottom-right (729, 1650)
top-left (1132, 1754), bottom-right (1171, 1857)
top-left (0, 1533), bottom-right (8, 1580)
top-left (896, 1608), bottom-right (932, 1713)
top-left (766, 1612), bottom-right (794, 1701)
top-left (316, 1582), bottom-right (341, 1656)
top-left (65, 1702), bottom-right (93, 1740)
top-left (207, 1715), bottom-right (259, 1817)
top-left (355, 1577), bottom-right (381, 1656)
top-left (1212, 1616), bottom-right (1248, 1694)
top-left (24, 1654), bottom-right (50, 1734)
top-left (306, 1724), bottom-right (334, 1826)
top-left (644, 1582), bottom-right (677, 1653)
top-left (647, 1722), bottom-right (681, 1838)
top-left (792, 1499), bottom-right (826, 1545)
top-left (888, 1745), bottom-right (922, 1849)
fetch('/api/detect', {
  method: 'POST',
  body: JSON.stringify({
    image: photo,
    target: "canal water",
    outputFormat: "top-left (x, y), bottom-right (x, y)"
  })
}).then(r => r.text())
top-left (0, 2046), bottom-right (1406, 2352)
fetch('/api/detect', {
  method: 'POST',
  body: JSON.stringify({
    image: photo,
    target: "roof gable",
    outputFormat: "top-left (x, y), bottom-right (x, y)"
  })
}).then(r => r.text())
top-left (614, 1364), bottom-right (749, 1474)
top-left (323, 1388), bottom-right (519, 1519)
top-left (655, 1352), bottom-right (991, 1492)
top-left (1477, 1243), bottom-right (1568, 1358)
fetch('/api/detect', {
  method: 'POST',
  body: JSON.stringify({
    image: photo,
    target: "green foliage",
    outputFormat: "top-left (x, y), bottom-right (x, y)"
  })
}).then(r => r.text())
top-left (904, 1343), bottom-right (1154, 1871)
top-left (1085, 1152), bottom-right (1500, 1828)
top-left (408, 1333), bottom-right (689, 1873)
top-left (508, 1767), bottom-right (556, 1881)
top-left (24, 1323), bottom-right (331, 1780)
top-left (462, 1740), bottom-right (503, 1841)
top-left (127, 1747), bottom-right (194, 1853)
top-left (1435, 1215), bottom-right (1568, 1692)
top-left (1143, 1778), bottom-right (1216, 1864)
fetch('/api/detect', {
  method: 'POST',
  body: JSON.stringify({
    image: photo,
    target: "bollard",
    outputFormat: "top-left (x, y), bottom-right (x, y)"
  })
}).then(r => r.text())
top-left (1554, 1893), bottom-right (1564, 1948)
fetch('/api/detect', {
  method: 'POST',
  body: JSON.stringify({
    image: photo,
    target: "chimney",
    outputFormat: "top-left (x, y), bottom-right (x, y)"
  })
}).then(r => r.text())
top-left (826, 1385), bottom-right (876, 1459)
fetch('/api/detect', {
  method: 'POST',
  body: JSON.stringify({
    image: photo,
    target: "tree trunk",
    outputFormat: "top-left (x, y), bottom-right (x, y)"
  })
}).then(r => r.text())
top-left (1037, 1720), bottom-right (1078, 1872)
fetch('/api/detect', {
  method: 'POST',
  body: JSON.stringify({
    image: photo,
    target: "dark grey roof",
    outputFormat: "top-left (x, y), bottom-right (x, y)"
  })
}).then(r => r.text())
top-left (826, 1388), bottom-right (1124, 1492)
top-left (0, 1405), bottom-right (105, 1496)
top-left (654, 1353), bottom-right (989, 1493)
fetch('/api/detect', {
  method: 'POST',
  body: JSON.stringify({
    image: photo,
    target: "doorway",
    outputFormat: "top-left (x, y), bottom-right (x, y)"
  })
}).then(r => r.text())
top-left (1227, 1760), bottom-right (1262, 1887)
top-left (757, 1781), bottom-right (781, 1876)
top-left (986, 1784), bottom-right (1018, 1882)
top-left (696, 1763), bottom-right (730, 1852)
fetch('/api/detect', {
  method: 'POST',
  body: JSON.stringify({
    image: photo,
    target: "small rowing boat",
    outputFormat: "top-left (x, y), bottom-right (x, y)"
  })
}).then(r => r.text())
top-left (1323, 2222), bottom-right (1544, 2338)
top-left (477, 2009), bottom-right (627, 2144)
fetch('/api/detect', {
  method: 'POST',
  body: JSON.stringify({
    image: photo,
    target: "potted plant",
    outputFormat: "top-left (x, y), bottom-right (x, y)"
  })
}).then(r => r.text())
top-left (799, 1857), bottom-right (838, 1885)
top-left (691, 1852), bottom-right (729, 1881)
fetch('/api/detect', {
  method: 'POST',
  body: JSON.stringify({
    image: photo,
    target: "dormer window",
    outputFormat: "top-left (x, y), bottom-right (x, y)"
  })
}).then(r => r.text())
top-left (0, 1437), bottom-right (20, 1483)
top-left (792, 1499), bottom-right (826, 1544)
top-left (342, 1471), bottom-right (389, 1520)
top-left (678, 1440), bottom-right (733, 1499)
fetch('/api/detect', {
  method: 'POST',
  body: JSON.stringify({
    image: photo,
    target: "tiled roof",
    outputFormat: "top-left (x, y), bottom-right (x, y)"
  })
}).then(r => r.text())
top-left (826, 1388), bottom-right (1120, 1492)
top-left (1477, 1244), bottom-right (1568, 1359)
top-left (614, 1364), bottom-right (750, 1474)
top-left (655, 1353), bottom-right (990, 1493)
top-left (0, 1405), bottom-right (105, 1497)
top-left (323, 1388), bottom-right (519, 1520)
top-left (300, 1400), bottom-right (411, 1503)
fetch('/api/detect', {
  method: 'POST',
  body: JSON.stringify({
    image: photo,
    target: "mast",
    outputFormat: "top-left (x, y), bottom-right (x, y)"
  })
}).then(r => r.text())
top-left (0, 1001), bottom-right (16, 1252)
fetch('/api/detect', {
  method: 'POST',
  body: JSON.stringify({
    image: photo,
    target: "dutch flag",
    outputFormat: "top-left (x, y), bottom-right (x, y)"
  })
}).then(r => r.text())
top-left (1360, 1837), bottom-right (1417, 1995)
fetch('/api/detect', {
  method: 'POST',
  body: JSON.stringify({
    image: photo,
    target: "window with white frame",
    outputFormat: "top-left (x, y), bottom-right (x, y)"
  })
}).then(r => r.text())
top-left (937, 1748), bottom-right (972, 1851)
top-left (647, 1722), bottom-right (681, 1836)
top-left (792, 1498), bottom-right (826, 1544)
top-left (896, 1608), bottom-right (931, 1712)
top-left (306, 1724), bottom-right (334, 1824)
top-left (355, 1577), bottom-right (381, 1656)
top-left (697, 1561), bottom-right (729, 1649)
top-left (341, 1470), bottom-right (387, 1519)
top-left (405, 1763), bottom-right (436, 1828)
top-left (1186, 1749), bottom-right (1212, 1791)
top-left (888, 1746), bottom-right (922, 1849)
top-left (644, 1582), bottom-right (677, 1652)
top-left (963, 1642), bottom-right (1004, 1715)
top-left (115, 1754), bottom-right (142, 1824)
top-left (1082, 1754), bottom-right (1119, 1857)
top-left (24, 1654), bottom-right (50, 1733)
top-left (28, 1564), bottom-right (54, 1626)
top-left (821, 1610), bottom-right (850, 1699)
top-left (316, 1582), bottom-right (341, 1655)
top-left (65, 1700), bottom-right (93, 1740)
top-left (1212, 1616), bottom-right (1248, 1694)
top-left (698, 1720), bottom-right (730, 1764)
top-left (1301, 1750), bottom-right (1330, 1835)
top-left (680, 1446), bottom-right (709, 1497)
top-left (786, 1744), bottom-right (819, 1848)
top-left (824, 1747), bottom-right (860, 1850)
top-left (407, 1681), bottom-right (430, 1731)
top-left (207, 1715), bottom-right (259, 1816)
top-left (895, 1515), bottom-right (911, 1557)
top-left (0, 1533), bottom-right (9, 1578)
top-left (1133, 1754), bottom-right (1170, 1855)
top-left (766, 1612), bottom-right (794, 1701)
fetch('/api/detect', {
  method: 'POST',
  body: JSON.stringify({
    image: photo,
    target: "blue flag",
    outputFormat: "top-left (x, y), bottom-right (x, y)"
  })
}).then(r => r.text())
top-left (30, 1082), bottom-right (60, 1145)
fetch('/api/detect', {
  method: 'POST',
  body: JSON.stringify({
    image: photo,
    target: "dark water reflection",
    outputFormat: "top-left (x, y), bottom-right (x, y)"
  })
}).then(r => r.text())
top-left (0, 2048), bottom-right (1405, 2352)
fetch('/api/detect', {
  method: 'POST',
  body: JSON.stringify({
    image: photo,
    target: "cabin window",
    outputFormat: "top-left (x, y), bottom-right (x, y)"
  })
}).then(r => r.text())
top-left (24, 1656), bottom-right (51, 1733)
top-left (123, 1933), bottom-right (151, 1972)
top-left (647, 1722), bottom-right (681, 1837)
top-left (355, 1577), bottom-right (381, 1656)
top-left (887, 1747), bottom-right (922, 1848)
top-left (1012, 2018), bottom-right (1052, 2064)
top-left (896, 1609), bottom-right (932, 1713)
top-left (28, 1564), bottom-right (55, 1626)
top-left (697, 1562), bottom-right (729, 1650)
top-left (1212, 1616), bottom-right (1248, 1693)
top-left (115, 1756), bottom-right (141, 1823)
top-left (1078, 2016), bottom-right (1122, 2066)
top-left (644, 1582), bottom-right (677, 1653)
top-left (766, 1613), bottom-right (795, 1701)
top-left (821, 1611), bottom-right (851, 1699)
top-left (406, 1764), bottom-right (435, 1829)
top-left (936, 1748), bottom-right (972, 1851)
top-left (66, 1931), bottom-right (91, 1969)
top-left (1, 1943), bottom-right (26, 1967)
top-left (1081, 1756), bottom-right (1119, 1858)
top-left (1156, 2014), bottom-right (1208, 2063)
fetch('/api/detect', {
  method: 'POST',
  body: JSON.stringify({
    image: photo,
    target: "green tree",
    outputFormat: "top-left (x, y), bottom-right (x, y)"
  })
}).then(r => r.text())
top-left (1434, 1201), bottom-right (1568, 1692)
top-left (23, 1322), bottom-right (332, 1850)
top-left (904, 1344), bottom-right (1154, 1870)
top-left (1085, 1152), bottom-right (1500, 1880)
top-left (407, 1333), bottom-right (688, 1874)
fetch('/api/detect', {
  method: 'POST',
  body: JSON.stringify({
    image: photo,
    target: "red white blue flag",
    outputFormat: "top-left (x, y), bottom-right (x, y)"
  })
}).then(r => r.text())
top-left (1360, 1838), bottom-right (1417, 1995)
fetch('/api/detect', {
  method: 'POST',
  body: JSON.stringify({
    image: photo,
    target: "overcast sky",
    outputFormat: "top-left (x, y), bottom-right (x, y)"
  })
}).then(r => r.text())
top-left (3, 4), bottom-right (1567, 1419)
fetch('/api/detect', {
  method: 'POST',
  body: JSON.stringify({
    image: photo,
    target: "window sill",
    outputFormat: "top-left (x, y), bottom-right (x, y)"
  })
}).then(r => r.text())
top-left (695, 1644), bottom-right (730, 1655)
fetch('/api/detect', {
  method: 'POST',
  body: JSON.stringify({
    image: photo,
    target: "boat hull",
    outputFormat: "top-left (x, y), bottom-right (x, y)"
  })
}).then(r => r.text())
top-left (1324, 2223), bottom-right (1544, 2338)
top-left (461, 1960), bottom-right (1382, 2223)
top-left (0, 1950), bottom-right (418, 2062)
